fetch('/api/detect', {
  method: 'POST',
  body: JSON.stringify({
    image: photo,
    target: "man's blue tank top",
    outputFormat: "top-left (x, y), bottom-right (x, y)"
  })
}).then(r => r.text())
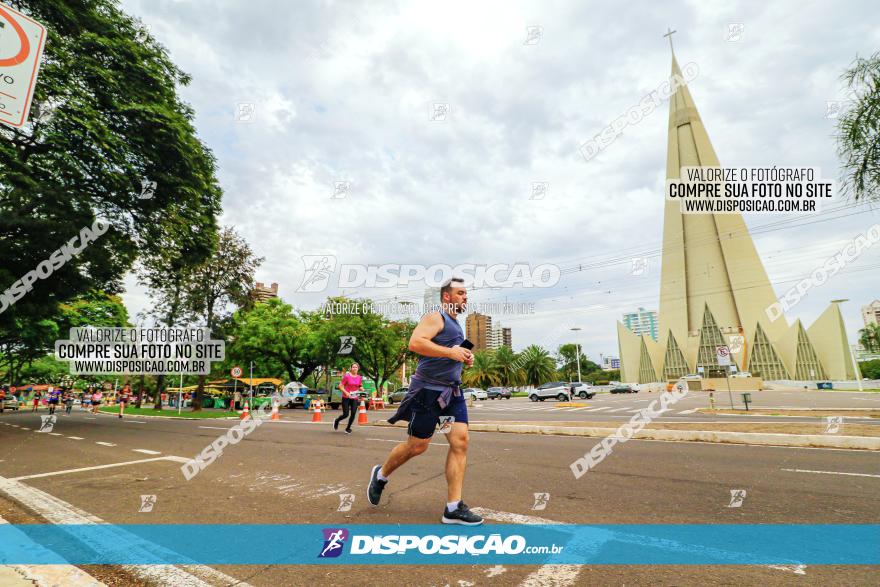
top-left (414, 311), bottom-right (464, 387)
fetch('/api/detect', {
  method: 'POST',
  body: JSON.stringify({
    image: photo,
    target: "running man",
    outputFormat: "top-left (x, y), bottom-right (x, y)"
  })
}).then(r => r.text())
top-left (367, 277), bottom-right (482, 525)
top-left (47, 387), bottom-right (61, 415)
top-left (63, 390), bottom-right (74, 415)
top-left (334, 362), bottom-right (364, 434)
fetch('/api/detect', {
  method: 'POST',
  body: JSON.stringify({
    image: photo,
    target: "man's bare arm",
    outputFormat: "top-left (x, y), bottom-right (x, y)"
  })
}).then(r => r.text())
top-left (408, 312), bottom-right (472, 363)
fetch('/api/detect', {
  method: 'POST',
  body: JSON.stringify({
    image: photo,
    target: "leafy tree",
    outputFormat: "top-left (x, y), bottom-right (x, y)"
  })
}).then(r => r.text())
top-left (18, 354), bottom-right (69, 383)
top-left (555, 343), bottom-right (600, 381)
top-left (186, 227), bottom-right (263, 410)
top-left (137, 249), bottom-right (200, 409)
top-left (462, 350), bottom-right (500, 388)
top-left (518, 345), bottom-right (556, 387)
top-left (859, 323), bottom-right (880, 353)
top-left (227, 299), bottom-right (317, 383)
top-left (336, 306), bottom-right (415, 392)
top-left (858, 359), bottom-right (880, 379)
top-left (493, 345), bottom-right (525, 387)
top-left (1, 0), bottom-right (220, 394)
top-left (837, 51), bottom-right (880, 202)
top-left (57, 290), bottom-right (131, 331)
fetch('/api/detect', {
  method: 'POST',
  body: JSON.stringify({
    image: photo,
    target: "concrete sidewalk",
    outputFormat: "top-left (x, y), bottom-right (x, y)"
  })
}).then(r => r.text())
top-left (0, 514), bottom-right (105, 587)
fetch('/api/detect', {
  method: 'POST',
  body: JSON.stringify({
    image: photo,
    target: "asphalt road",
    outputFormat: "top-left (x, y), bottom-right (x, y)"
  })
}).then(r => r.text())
top-left (407, 389), bottom-right (880, 425)
top-left (1, 407), bottom-right (878, 586)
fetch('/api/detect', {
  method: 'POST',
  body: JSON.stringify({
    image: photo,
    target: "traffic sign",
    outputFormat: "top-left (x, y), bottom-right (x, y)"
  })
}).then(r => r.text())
top-left (231, 366), bottom-right (243, 378)
top-left (0, 2), bottom-right (47, 129)
top-left (715, 345), bottom-right (731, 366)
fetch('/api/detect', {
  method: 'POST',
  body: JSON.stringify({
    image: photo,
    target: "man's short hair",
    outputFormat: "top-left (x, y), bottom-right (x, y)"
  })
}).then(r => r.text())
top-left (440, 277), bottom-right (465, 300)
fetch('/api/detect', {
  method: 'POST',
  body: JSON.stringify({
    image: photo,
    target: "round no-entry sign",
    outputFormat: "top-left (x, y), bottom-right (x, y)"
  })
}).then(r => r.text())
top-left (0, 2), bottom-right (47, 128)
top-left (231, 366), bottom-right (243, 378)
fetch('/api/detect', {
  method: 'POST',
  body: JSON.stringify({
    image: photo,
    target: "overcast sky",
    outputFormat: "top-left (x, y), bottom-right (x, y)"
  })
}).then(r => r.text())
top-left (118, 0), bottom-right (880, 362)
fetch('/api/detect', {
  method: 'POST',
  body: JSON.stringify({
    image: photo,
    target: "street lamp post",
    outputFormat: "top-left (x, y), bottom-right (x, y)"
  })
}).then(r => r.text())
top-left (831, 300), bottom-right (864, 392)
top-left (571, 327), bottom-right (582, 383)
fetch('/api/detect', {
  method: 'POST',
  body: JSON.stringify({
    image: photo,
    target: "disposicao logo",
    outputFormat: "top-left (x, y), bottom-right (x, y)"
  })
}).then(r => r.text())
top-left (319, 528), bottom-right (348, 558)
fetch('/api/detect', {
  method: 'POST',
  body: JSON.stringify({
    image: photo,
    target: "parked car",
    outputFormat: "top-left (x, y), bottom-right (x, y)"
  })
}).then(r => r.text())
top-left (281, 382), bottom-right (343, 410)
top-left (388, 387), bottom-right (409, 404)
top-left (462, 388), bottom-right (488, 401)
top-left (486, 387), bottom-right (512, 399)
top-left (610, 384), bottom-right (638, 394)
top-left (683, 374), bottom-right (702, 380)
top-left (568, 382), bottom-right (595, 399)
top-left (529, 381), bottom-right (572, 402)
top-left (731, 371), bottom-right (752, 378)
top-left (1, 396), bottom-right (19, 411)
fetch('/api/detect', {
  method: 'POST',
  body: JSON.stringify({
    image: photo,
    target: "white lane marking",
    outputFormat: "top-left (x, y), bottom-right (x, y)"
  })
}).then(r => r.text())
top-left (10, 456), bottom-right (186, 481)
top-left (0, 512), bottom-right (107, 586)
top-left (0, 475), bottom-right (251, 587)
top-left (781, 468), bottom-right (880, 478)
top-left (21, 427), bottom-right (31, 430)
top-left (475, 508), bottom-right (809, 581)
top-left (198, 426), bottom-right (232, 430)
top-left (767, 564), bottom-right (808, 575)
top-left (95, 441), bottom-right (116, 447)
top-left (608, 407), bottom-right (631, 413)
top-left (48, 432), bottom-right (62, 436)
top-left (473, 508), bottom-right (579, 586)
top-left (678, 408), bottom-right (699, 414)
top-left (66, 436), bottom-right (84, 440)
top-left (132, 449), bottom-right (162, 455)
top-left (626, 408), bottom-right (644, 413)
top-left (126, 420), bottom-right (147, 424)
top-left (587, 407), bottom-right (613, 412)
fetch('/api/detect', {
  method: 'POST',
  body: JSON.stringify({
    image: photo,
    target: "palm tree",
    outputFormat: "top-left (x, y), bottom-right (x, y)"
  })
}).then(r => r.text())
top-left (837, 51), bottom-right (880, 202)
top-left (493, 345), bottom-right (525, 387)
top-left (859, 323), bottom-right (880, 353)
top-left (519, 345), bottom-right (556, 387)
top-left (462, 350), bottom-right (500, 388)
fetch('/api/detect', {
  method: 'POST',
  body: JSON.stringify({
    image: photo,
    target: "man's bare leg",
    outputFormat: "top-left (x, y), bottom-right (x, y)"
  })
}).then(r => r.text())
top-left (381, 435), bottom-right (431, 477)
top-left (444, 423), bottom-right (469, 502)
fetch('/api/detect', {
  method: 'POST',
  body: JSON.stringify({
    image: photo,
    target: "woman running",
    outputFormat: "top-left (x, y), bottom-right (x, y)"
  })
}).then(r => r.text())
top-left (333, 362), bottom-right (364, 434)
top-left (91, 388), bottom-right (103, 414)
top-left (117, 383), bottom-right (131, 418)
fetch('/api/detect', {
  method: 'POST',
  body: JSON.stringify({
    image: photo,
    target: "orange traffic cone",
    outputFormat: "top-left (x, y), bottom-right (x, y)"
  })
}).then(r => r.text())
top-left (240, 401), bottom-right (250, 420)
top-left (312, 400), bottom-right (322, 423)
top-left (357, 399), bottom-right (368, 425)
top-left (270, 401), bottom-right (280, 421)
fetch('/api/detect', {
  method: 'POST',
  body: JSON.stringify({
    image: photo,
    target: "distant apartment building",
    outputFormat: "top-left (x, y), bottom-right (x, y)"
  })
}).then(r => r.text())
top-left (622, 307), bottom-right (658, 342)
top-left (465, 312), bottom-right (492, 351)
top-left (862, 300), bottom-right (880, 326)
top-left (501, 327), bottom-right (512, 349)
top-left (250, 282), bottom-right (279, 304)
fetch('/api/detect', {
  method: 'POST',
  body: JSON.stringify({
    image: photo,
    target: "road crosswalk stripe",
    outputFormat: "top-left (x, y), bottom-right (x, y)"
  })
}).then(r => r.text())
top-left (132, 449), bottom-right (161, 455)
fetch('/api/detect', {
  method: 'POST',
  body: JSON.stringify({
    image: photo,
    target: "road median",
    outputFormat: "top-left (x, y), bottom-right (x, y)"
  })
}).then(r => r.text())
top-left (372, 420), bottom-right (880, 449)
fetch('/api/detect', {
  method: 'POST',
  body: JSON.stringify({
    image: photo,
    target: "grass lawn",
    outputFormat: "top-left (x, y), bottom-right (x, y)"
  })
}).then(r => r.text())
top-left (98, 406), bottom-right (237, 419)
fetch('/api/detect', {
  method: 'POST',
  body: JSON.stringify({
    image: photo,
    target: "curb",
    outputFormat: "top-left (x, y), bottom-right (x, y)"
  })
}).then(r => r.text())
top-left (372, 420), bottom-right (880, 450)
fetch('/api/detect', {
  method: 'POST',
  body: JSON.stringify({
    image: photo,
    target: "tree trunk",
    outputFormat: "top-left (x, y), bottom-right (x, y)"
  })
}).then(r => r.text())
top-left (192, 374), bottom-right (205, 411)
top-left (154, 373), bottom-right (165, 409)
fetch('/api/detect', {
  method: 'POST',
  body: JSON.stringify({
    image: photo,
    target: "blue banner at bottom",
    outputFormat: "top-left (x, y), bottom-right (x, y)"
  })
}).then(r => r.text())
top-left (0, 524), bottom-right (876, 565)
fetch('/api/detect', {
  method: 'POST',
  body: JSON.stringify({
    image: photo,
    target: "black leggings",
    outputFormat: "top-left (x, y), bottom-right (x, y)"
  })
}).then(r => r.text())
top-left (334, 397), bottom-right (358, 430)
